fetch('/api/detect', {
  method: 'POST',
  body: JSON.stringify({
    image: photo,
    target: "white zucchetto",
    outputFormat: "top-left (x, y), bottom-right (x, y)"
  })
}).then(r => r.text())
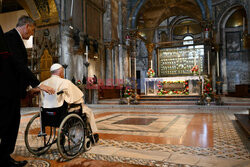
top-left (50, 63), bottom-right (63, 72)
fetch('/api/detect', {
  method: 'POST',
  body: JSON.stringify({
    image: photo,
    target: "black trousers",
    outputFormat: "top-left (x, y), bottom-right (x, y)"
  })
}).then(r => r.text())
top-left (0, 97), bottom-right (20, 159)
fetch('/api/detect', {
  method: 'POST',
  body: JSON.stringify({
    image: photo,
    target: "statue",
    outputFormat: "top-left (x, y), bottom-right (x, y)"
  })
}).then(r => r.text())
top-left (93, 75), bottom-right (97, 84)
top-left (82, 76), bottom-right (87, 84)
top-left (71, 76), bottom-right (75, 84)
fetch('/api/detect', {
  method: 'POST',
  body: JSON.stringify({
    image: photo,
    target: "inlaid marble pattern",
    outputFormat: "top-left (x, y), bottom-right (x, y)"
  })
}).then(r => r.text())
top-left (14, 109), bottom-right (250, 167)
top-left (97, 113), bottom-right (194, 138)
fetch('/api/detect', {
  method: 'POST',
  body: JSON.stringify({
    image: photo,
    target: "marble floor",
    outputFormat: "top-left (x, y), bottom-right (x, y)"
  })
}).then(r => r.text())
top-left (13, 107), bottom-right (250, 167)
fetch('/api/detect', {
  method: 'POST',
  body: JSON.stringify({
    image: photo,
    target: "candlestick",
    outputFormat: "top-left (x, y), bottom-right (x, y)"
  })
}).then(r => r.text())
top-left (208, 51), bottom-right (210, 75)
top-left (217, 51), bottom-right (220, 77)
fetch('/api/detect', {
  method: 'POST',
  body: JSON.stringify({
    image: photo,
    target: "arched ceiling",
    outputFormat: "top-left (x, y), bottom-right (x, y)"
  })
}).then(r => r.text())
top-left (137, 0), bottom-right (203, 30)
top-left (226, 8), bottom-right (246, 28)
top-left (128, 0), bottom-right (213, 42)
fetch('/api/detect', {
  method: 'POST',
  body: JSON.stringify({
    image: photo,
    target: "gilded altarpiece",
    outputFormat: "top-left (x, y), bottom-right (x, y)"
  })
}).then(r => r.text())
top-left (158, 46), bottom-right (205, 77)
top-left (40, 49), bottom-right (53, 81)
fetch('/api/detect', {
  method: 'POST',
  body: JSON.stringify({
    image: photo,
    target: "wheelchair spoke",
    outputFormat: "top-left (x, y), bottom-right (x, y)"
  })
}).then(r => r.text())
top-left (57, 114), bottom-right (86, 159)
top-left (25, 113), bottom-right (55, 156)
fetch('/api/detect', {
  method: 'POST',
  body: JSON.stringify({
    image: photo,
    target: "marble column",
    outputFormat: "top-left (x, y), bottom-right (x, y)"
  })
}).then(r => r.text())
top-left (115, 45), bottom-right (119, 84)
top-left (118, 44), bottom-right (123, 81)
top-left (118, 0), bottom-right (124, 82)
top-left (105, 43), bottom-right (113, 85)
top-left (129, 32), bottom-right (137, 101)
top-left (61, 26), bottom-right (74, 80)
top-left (146, 43), bottom-right (154, 69)
top-left (130, 36), bottom-right (137, 81)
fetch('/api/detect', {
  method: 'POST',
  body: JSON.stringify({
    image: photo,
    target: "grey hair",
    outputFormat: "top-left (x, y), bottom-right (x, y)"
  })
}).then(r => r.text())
top-left (16, 15), bottom-right (35, 27)
top-left (51, 67), bottom-right (63, 74)
top-left (51, 69), bottom-right (60, 74)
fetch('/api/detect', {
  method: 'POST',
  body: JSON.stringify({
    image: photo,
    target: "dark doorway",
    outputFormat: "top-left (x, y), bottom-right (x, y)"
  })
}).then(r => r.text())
top-left (136, 70), bottom-right (141, 94)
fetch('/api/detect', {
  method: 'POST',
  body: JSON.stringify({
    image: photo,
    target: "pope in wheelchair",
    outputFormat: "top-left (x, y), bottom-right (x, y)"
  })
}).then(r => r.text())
top-left (24, 63), bottom-right (98, 159)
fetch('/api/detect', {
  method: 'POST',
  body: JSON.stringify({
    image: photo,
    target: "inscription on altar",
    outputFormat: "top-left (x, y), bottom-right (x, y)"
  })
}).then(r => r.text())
top-left (158, 46), bottom-right (204, 77)
top-left (163, 83), bottom-right (185, 91)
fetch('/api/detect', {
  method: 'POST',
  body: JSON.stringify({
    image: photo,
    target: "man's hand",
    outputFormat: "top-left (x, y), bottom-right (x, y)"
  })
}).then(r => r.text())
top-left (38, 84), bottom-right (55, 94)
top-left (27, 87), bottom-right (40, 96)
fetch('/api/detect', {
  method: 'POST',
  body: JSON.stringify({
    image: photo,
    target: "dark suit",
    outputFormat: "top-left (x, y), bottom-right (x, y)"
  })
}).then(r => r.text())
top-left (0, 27), bottom-right (40, 160)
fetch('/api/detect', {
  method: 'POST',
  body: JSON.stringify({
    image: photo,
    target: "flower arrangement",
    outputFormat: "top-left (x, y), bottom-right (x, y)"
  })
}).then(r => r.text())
top-left (147, 68), bottom-right (155, 77)
top-left (157, 80), bottom-right (189, 95)
top-left (203, 77), bottom-right (213, 97)
top-left (191, 65), bottom-right (199, 75)
top-left (76, 80), bottom-right (81, 85)
top-left (124, 88), bottom-right (133, 98)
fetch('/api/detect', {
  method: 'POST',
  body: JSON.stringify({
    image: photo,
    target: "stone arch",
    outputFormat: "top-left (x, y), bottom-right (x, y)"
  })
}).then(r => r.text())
top-left (217, 4), bottom-right (246, 43)
top-left (217, 4), bottom-right (249, 93)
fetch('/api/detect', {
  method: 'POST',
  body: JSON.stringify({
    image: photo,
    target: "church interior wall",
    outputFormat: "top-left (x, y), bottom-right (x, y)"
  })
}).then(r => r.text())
top-left (214, 2), bottom-right (250, 93)
top-left (0, 10), bottom-right (32, 48)
top-left (0, 10), bottom-right (26, 32)
top-left (1, 0), bottom-right (250, 103)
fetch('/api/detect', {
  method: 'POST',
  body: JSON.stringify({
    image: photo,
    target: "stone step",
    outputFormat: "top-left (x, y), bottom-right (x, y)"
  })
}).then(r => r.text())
top-left (140, 95), bottom-right (199, 98)
top-left (139, 98), bottom-right (199, 101)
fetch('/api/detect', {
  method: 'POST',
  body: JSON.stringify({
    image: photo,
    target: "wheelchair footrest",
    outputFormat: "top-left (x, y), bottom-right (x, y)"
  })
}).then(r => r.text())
top-left (38, 132), bottom-right (47, 137)
top-left (89, 133), bottom-right (99, 144)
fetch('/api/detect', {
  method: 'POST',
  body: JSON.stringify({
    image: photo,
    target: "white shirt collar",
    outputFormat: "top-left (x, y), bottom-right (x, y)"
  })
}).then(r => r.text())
top-left (15, 28), bottom-right (23, 39)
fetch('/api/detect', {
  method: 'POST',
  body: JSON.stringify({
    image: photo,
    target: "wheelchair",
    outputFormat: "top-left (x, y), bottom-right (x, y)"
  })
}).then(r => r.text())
top-left (24, 92), bottom-right (97, 160)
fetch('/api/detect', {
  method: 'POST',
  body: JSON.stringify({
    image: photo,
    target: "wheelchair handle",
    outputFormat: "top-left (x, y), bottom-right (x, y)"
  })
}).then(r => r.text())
top-left (57, 90), bottom-right (64, 95)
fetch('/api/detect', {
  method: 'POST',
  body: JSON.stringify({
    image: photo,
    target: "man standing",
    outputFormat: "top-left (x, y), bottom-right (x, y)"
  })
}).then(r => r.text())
top-left (0, 16), bottom-right (55, 166)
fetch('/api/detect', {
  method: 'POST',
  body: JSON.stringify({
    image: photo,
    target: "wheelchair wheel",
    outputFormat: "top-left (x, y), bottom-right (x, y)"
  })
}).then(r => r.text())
top-left (25, 113), bottom-right (56, 155)
top-left (57, 113), bottom-right (86, 159)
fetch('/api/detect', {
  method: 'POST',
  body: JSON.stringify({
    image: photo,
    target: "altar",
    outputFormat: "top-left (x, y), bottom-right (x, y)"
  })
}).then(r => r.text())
top-left (145, 76), bottom-right (204, 96)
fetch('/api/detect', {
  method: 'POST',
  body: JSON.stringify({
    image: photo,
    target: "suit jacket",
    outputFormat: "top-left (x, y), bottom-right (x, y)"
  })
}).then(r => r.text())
top-left (3, 28), bottom-right (40, 98)
top-left (0, 26), bottom-right (16, 99)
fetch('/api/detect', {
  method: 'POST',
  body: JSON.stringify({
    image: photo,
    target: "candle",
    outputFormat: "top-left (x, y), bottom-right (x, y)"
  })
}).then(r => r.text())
top-left (208, 51), bottom-right (210, 75)
top-left (198, 54), bottom-right (201, 76)
top-left (217, 51), bottom-right (219, 77)
top-left (194, 52), bottom-right (196, 66)
top-left (70, 0), bottom-right (74, 18)
top-left (243, 17), bottom-right (245, 32)
top-left (151, 60), bottom-right (153, 69)
top-left (86, 45), bottom-right (88, 62)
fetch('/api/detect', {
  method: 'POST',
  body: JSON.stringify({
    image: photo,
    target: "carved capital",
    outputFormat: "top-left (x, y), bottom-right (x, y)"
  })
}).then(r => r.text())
top-left (146, 43), bottom-right (155, 54)
top-left (200, 20), bottom-right (213, 30)
top-left (104, 42), bottom-right (114, 50)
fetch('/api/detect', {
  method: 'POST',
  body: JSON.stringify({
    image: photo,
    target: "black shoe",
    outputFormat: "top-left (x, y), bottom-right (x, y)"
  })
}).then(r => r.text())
top-left (93, 133), bottom-right (99, 143)
top-left (8, 157), bottom-right (28, 167)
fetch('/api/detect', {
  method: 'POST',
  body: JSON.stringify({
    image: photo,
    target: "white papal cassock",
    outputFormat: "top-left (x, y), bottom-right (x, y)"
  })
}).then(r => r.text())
top-left (41, 75), bottom-right (97, 133)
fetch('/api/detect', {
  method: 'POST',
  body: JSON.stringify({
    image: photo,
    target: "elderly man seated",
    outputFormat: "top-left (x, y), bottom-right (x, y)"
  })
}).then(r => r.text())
top-left (39, 63), bottom-right (98, 136)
